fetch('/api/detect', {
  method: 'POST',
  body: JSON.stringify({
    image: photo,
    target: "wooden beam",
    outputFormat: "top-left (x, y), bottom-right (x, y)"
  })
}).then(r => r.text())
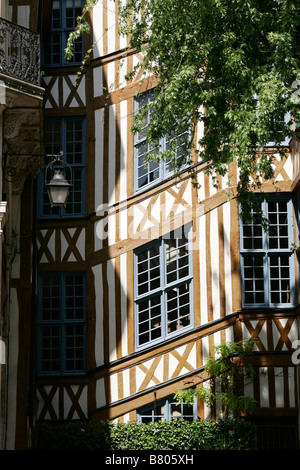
top-left (89, 369), bottom-right (211, 422)
top-left (93, 75), bottom-right (157, 110)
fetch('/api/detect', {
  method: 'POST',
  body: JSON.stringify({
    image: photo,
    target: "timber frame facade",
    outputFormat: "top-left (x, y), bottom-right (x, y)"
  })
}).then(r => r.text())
top-left (2, 0), bottom-right (300, 449)
top-left (35, 0), bottom-right (300, 430)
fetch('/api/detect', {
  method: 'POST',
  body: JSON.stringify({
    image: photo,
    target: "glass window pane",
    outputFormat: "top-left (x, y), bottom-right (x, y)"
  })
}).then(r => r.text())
top-left (269, 255), bottom-right (291, 304)
top-left (139, 403), bottom-right (165, 423)
top-left (166, 282), bottom-right (191, 333)
top-left (242, 255), bottom-right (265, 305)
top-left (138, 396), bottom-right (196, 423)
top-left (241, 198), bottom-right (293, 307)
top-left (41, 274), bottom-right (60, 321)
top-left (134, 90), bottom-right (190, 191)
top-left (135, 226), bottom-right (192, 347)
top-left (165, 129), bottom-right (189, 175)
top-left (40, 325), bottom-right (61, 373)
top-left (165, 230), bottom-right (189, 285)
top-left (267, 200), bottom-right (289, 251)
top-left (38, 272), bottom-right (86, 375)
top-left (137, 244), bottom-right (161, 296)
top-left (39, 117), bottom-right (85, 219)
top-left (137, 295), bottom-right (162, 346)
top-left (242, 205), bottom-right (263, 250)
top-left (43, 0), bottom-right (84, 66)
top-left (65, 273), bottom-right (85, 319)
top-left (170, 400), bottom-right (194, 421)
top-left (65, 324), bottom-right (85, 372)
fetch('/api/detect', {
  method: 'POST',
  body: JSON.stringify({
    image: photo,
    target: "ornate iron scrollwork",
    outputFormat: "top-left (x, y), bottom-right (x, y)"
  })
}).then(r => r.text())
top-left (0, 18), bottom-right (40, 85)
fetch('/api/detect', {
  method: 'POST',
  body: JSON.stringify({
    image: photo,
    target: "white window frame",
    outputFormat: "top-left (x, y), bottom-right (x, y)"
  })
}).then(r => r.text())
top-left (134, 90), bottom-right (190, 193)
top-left (137, 396), bottom-right (198, 423)
top-left (240, 196), bottom-right (295, 308)
top-left (134, 225), bottom-right (194, 350)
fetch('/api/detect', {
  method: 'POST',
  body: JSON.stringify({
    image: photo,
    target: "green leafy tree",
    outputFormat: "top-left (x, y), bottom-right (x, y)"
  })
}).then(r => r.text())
top-left (66, 0), bottom-right (300, 220)
top-left (175, 340), bottom-right (258, 417)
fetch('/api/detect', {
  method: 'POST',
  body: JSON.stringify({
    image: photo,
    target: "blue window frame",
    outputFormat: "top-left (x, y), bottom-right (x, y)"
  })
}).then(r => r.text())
top-left (240, 196), bottom-right (295, 308)
top-left (38, 272), bottom-right (86, 376)
top-left (37, 117), bottom-right (86, 219)
top-left (134, 90), bottom-right (189, 193)
top-left (134, 225), bottom-right (193, 350)
top-left (137, 395), bottom-right (197, 423)
top-left (43, 0), bottom-right (84, 67)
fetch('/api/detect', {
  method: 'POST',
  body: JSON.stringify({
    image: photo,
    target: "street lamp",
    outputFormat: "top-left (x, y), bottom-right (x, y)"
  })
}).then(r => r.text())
top-left (45, 151), bottom-right (72, 207)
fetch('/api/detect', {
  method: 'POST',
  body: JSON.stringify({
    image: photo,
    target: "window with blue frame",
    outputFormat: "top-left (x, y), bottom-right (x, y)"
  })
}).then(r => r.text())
top-left (240, 196), bottom-right (295, 307)
top-left (134, 225), bottom-right (193, 350)
top-left (38, 117), bottom-right (85, 219)
top-left (43, 0), bottom-right (84, 66)
top-left (38, 272), bottom-right (86, 376)
top-left (137, 395), bottom-right (197, 423)
top-left (134, 90), bottom-right (190, 192)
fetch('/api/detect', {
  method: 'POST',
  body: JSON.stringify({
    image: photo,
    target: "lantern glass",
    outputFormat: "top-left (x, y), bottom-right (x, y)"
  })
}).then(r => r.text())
top-left (46, 170), bottom-right (72, 207)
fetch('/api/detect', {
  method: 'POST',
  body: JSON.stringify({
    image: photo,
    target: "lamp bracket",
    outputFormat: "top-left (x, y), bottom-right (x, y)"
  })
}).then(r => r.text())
top-left (44, 151), bottom-right (73, 187)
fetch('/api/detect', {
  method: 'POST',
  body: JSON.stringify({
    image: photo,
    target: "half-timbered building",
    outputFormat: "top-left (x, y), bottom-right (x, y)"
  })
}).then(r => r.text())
top-left (2, 0), bottom-right (300, 450)
top-left (36, 0), bottom-right (300, 447)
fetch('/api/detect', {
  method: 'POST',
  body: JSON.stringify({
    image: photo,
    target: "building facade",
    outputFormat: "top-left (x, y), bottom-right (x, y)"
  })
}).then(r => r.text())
top-left (0, 0), bottom-right (44, 449)
top-left (2, 0), bottom-right (300, 450)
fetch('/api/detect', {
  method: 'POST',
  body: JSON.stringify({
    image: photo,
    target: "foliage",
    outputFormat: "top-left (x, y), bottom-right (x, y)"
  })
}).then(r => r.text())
top-left (65, 0), bottom-right (97, 62)
top-left (65, 0), bottom-right (98, 85)
top-left (175, 340), bottom-right (258, 417)
top-left (65, 0), bottom-right (300, 221)
top-left (36, 418), bottom-right (256, 450)
top-left (118, 0), bottom-right (300, 221)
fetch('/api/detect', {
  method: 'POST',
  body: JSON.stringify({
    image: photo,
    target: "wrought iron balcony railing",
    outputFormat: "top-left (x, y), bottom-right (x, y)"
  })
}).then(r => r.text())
top-left (0, 17), bottom-right (40, 86)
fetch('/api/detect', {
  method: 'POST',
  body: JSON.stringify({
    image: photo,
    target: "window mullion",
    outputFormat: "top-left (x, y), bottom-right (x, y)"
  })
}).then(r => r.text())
top-left (61, 118), bottom-right (67, 159)
top-left (188, 228), bottom-right (193, 278)
top-left (59, 0), bottom-right (64, 65)
top-left (161, 239), bottom-right (167, 339)
top-left (264, 253), bottom-right (270, 307)
top-left (161, 134), bottom-right (168, 180)
top-left (60, 0), bottom-right (65, 30)
top-left (60, 272), bottom-right (66, 374)
top-left (262, 199), bottom-right (268, 251)
top-left (165, 398), bottom-right (170, 421)
top-left (263, 200), bottom-right (270, 306)
top-left (288, 197), bottom-right (294, 249)
top-left (157, 136), bottom-right (163, 181)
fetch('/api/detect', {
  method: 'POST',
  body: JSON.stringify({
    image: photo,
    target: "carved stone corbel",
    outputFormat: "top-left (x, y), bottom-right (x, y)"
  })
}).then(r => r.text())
top-left (3, 107), bottom-right (44, 193)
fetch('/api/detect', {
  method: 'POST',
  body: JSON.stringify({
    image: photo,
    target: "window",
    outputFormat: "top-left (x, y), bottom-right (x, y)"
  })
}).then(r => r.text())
top-left (266, 111), bottom-right (290, 147)
top-left (38, 117), bottom-right (86, 219)
top-left (43, 0), bottom-right (84, 66)
top-left (137, 396), bottom-right (197, 423)
top-left (251, 96), bottom-right (290, 147)
top-left (134, 90), bottom-right (189, 192)
top-left (240, 196), bottom-right (295, 307)
top-left (134, 225), bottom-right (193, 349)
top-left (38, 272), bottom-right (86, 376)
